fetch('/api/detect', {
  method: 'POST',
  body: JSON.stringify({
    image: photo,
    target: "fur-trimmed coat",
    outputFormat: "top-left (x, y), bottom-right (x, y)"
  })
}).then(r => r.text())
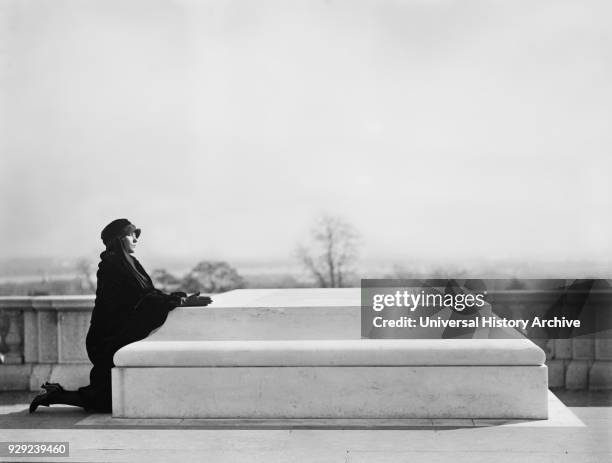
top-left (79, 251), bottom-right (180, 411)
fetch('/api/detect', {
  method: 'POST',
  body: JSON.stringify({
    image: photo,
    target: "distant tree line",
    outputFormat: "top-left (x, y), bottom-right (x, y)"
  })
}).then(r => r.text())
top-left (0, 260), bottom-right (245, 296)
top-left (151, 261), bottom-right (245, 294)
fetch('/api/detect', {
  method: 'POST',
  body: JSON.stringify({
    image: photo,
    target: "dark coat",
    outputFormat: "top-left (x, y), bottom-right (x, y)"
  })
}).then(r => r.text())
top-left (79, 251), bottom-right (180, 412)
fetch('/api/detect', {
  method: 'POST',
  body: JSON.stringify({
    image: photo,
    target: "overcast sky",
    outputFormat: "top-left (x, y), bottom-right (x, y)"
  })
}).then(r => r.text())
top-left (1, 0), bottom-right (610, 270)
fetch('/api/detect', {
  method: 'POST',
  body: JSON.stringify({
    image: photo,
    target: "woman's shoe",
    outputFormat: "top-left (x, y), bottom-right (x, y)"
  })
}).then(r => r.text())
top-left (29, 382), bottom-right (65, 413)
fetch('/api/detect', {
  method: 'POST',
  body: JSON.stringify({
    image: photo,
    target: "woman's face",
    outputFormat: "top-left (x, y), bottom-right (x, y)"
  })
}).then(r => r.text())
top-left (120, 232), bottom-right (138, 254)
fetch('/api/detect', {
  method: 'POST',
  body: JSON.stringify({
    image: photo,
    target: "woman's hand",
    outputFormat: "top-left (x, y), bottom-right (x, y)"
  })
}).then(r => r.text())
top-left (179, 292), bottom-right (213, 307)
top-left (181, 291), bottom-right (199, 305)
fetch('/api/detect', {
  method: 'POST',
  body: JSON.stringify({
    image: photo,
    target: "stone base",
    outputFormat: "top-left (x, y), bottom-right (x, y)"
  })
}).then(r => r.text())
top-left (112, 365), bottom-right (548, 419)
top-left (0, 364), bottom-right (32, 391)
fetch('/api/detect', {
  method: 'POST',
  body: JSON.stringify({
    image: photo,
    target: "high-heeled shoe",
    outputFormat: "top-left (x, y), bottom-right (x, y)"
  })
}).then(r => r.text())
top-left (29, 382), bottom-right (65, 413)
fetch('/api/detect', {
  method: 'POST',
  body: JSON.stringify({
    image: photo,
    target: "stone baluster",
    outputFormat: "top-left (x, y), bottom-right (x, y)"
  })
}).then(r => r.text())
top-left (566, 335), bottom-right (593, 390)
top-left (550, 338), bottom-right (572, 388)
top-left (2, 309), bottom-right (24, 364)
top-left (590, 329), bottom-right (612, 390)
top-left (565, 286), bottom-right (605, 389)
top-left (0, 310), bottom-right (9, 361)
top-left (588, 290), bottom-right (612, 390)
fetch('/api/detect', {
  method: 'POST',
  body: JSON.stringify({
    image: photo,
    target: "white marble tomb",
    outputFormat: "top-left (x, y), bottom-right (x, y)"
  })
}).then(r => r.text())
top-left (112, 289), bottom-right (548, 419)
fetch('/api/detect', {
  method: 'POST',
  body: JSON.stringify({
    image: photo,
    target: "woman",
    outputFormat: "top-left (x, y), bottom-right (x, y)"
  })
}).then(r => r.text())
top-left (29, 218), bottom-right (211, 413)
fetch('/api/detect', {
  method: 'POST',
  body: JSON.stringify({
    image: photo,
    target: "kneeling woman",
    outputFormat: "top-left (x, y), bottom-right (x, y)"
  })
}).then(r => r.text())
top-left (30, 219), bottom-right (211, 413)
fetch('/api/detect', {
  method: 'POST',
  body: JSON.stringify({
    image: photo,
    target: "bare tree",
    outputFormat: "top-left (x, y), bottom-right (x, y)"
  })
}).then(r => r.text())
top-left (297, 215), bottom-right (360, 288)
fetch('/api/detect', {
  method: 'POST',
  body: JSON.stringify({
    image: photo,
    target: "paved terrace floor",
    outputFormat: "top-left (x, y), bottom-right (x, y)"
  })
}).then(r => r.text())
top-left (0, 390), bottom-right (610, 463)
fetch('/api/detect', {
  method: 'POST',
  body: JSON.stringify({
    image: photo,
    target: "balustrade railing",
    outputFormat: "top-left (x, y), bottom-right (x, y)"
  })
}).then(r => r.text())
top-left (0, 292), bottom-right (610, 391)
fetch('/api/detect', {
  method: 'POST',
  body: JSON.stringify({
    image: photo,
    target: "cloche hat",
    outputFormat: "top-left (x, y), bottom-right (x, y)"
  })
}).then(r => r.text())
top-left (101, 218), bottom-right (141, 245)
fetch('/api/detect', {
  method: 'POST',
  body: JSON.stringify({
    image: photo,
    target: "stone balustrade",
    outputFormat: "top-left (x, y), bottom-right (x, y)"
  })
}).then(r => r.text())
top-left (0, 290), bottom-right (610, 391)
top-left (487, 290), bottom-right (612, 390)
top-left (0, 296), bottom-right (94, 391)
